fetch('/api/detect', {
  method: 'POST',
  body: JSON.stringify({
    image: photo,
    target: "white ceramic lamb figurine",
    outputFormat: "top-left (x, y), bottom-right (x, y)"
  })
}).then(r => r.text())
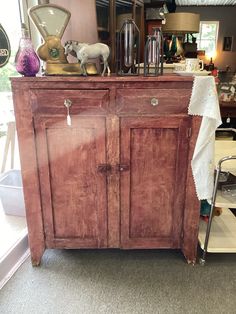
top-left (64, 41), bottom-right (111, 76)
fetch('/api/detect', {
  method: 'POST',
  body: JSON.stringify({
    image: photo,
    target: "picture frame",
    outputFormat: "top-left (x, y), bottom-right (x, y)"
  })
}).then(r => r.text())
top-left (223, 36), bottom-right (233, 51)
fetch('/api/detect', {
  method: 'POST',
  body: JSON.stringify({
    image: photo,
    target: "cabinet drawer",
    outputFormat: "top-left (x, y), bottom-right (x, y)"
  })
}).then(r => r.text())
top-left (116, 89), bottom-right (191, 114)
top-left (30, 89), bottom-right (109, 115)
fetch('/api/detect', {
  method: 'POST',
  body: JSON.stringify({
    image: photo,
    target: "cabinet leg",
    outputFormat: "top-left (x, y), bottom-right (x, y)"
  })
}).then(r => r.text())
top-left (186, 259), bottom-right (196, 266)
top-left (31, 256), bottom-right (41, 267)
top-left (30, 249), bottom-right (44, 267)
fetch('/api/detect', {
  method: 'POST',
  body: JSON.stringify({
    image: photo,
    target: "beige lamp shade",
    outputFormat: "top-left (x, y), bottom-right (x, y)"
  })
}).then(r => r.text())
top-left (162, 13), bottom-right (200, 34)
top-left (117, 13), bottom-right (132, 31)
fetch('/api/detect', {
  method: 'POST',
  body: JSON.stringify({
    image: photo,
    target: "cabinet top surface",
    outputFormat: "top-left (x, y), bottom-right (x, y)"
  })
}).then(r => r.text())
top-left (11, 74), bottom-right (194, 84)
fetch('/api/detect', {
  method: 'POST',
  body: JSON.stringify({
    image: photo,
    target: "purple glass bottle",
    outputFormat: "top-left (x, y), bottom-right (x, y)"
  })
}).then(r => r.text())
top-left (15, 23), bottom-right (40, 77)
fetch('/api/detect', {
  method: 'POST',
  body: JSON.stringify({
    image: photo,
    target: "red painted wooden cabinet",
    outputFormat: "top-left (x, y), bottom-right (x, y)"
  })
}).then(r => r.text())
top-left (11, 76), bottom-right (200, 266)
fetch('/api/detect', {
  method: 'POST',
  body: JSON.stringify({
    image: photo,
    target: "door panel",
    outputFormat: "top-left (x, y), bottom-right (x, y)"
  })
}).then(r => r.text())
top-left (120, 116), bottom-right (191, 248)
top-left (34, 116), bottom-right (107, 248)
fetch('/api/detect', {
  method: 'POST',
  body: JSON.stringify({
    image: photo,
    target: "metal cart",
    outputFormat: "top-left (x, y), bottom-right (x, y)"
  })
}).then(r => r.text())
top-left (199, 154), bottom-right (236, 265)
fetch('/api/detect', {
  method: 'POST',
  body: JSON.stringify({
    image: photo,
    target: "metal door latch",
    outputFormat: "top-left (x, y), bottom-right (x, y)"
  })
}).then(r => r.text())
top-left (116, 164), bottom-right (130, 172)
top-left (97, 164), bottom-right (112, 174)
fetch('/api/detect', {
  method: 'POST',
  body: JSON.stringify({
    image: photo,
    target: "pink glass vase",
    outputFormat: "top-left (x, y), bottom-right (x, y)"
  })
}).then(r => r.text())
top-left (15, 23), bottom-right (40, 77)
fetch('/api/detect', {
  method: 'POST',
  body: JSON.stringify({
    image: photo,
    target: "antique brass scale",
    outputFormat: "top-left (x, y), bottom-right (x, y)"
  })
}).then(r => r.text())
top-left (28, 4), bottom-right (96, 75)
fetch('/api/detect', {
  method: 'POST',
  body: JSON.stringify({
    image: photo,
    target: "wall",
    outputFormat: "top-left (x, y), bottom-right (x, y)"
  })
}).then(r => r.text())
top-left (176, 6), bottom-right (236, 71)
top-left (51, 0), bottom-right (98, 44)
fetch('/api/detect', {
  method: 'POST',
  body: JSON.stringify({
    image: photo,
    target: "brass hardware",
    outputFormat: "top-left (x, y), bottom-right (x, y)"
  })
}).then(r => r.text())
top-left (64, 99), bottom-right (72, 108)
top-left (64, 99), bottom-right (72, 126)
top-left (97, 164), bottom-right (112, 173)
top-left (187, 128), bottom-right (192, 138)
top-left (150, 98), bottom-right (158, 106)
top-left (45, 62), bottom-right (97, 76)
top-left (117, 164), bottom-right (130, 172)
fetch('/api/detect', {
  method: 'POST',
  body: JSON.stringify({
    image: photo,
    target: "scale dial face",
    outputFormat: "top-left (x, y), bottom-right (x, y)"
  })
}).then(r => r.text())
top-left (28, 4), bottom-right (71, 39)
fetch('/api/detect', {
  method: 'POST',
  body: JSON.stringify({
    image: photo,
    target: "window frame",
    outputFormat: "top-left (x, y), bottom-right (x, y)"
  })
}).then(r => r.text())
top-left (196, 20), bottom-right (219, 56)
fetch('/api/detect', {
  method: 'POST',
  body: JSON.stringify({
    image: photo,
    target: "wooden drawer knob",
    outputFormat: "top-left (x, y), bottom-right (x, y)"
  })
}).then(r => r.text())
top-left (150, 97), bottom-right (158, 106)
top-left (64, 99), bottom-right (72, 108)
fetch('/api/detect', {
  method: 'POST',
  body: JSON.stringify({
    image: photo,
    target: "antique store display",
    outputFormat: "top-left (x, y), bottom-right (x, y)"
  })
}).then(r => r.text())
top-left (0, 23), bottom-right (11, 68)
top-left (11, 76), bottom-right (200, 265)
top-left (15, 23), bottom-right (40, 77)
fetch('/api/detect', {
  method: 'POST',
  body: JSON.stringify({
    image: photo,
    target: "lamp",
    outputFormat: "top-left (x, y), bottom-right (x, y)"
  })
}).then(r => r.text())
top-left (162, 12), bottom-right (200, 61)
top-left (206, 50), bottom-right (217, 72)
top-left (162, 13), bottom-right (200, 34)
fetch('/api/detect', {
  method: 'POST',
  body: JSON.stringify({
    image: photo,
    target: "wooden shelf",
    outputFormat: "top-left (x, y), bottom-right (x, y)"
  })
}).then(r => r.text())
top-left (96, 0), bottom-right (145, 72)
top-left (220, 101), bottom-right (236, 108)
top-left (215, 140), bottom-right (236, 207)
top-left (199, 208), bottom-right (236, 253)
top-left (220, 101), bottom-right (236, 117)
top-left (198, 140), bottom-right (236, 253)
top-left (215, 190), bottom-right (236, 208)
top-left (97, 26), bottom-right (109, 32)
top-left (215, 140), bottom-right (236, 175)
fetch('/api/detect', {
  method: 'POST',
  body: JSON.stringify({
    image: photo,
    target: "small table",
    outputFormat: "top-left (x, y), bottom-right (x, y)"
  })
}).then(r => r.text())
top-left (220, 101), bottom-right (236, 118)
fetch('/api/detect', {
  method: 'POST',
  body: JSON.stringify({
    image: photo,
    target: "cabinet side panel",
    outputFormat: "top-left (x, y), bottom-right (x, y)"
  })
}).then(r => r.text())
top-left (182, 117), bottom-right (202, 264)
top-left (12, 86), bottom-right (45, 265)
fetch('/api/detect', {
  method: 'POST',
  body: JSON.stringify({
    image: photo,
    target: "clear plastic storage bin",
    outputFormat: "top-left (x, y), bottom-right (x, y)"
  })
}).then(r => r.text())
top-left (0, 170), bottom-right (26, 216)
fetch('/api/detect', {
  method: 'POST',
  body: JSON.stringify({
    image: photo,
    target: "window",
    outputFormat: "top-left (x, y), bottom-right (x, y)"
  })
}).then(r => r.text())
top-left (195, 21), bottom-right (219, 56)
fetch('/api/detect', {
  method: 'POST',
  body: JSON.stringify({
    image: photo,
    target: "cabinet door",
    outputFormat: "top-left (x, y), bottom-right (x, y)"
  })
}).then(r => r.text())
top-left (34, 116), bottom-right (107, 248)
top-left (120, 116), bottom-right (191, 249)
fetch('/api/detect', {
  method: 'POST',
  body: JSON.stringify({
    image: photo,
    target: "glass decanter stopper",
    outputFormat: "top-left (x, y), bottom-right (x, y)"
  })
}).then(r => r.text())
top-left (15, 23), bottom-right (40, 77)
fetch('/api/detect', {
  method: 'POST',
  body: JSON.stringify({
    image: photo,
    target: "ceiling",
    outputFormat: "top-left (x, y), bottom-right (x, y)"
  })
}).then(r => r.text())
top-left (176, 0), bottom-right (236, 5)
top-left (96, 0), bottom-right (144, 7)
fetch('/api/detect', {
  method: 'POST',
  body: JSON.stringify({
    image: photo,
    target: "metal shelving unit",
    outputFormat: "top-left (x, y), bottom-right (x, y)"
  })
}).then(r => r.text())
top-left (199, 140), bottom-right (236, 265)
top-left (96, 0), bottom-right (144, 72)
top-left (199, 208), bottom-right (236, 253)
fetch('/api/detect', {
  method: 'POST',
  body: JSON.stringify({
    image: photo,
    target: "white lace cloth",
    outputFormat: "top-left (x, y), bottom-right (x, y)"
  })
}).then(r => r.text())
top-left (188, 76), bottom-right (222, 200)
